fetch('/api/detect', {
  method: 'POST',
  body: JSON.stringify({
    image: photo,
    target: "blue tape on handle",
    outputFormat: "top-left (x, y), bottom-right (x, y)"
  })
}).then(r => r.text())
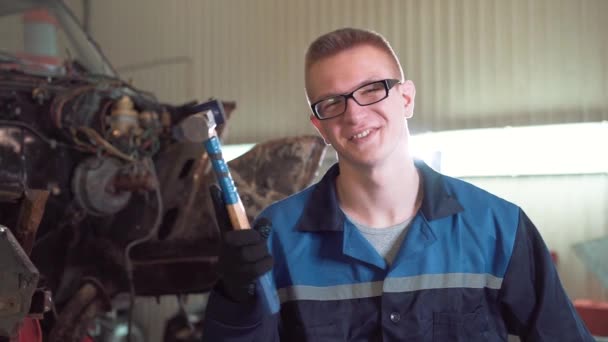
top-left (203, 136), bottom-right (238, 205)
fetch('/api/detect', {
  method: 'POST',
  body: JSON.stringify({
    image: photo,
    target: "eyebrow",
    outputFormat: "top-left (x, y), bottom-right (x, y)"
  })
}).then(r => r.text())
top-left (314, 77), bottom-right (383, 102)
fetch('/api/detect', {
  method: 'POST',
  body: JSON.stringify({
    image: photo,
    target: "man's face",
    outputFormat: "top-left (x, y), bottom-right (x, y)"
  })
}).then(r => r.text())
top-left (307, 44), bottom-right (416, 168)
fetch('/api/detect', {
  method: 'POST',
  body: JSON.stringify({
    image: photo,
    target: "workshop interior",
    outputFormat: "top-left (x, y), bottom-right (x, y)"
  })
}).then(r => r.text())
top-left (1, 0), bottom-right (607, 341)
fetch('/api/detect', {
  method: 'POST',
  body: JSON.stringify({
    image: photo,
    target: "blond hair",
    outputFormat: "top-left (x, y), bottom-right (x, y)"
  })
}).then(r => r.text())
top-left (305, 28), bottom-right (404, 98)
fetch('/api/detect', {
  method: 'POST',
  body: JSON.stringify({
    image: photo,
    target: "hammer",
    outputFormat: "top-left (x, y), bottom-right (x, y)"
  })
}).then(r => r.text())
top-left (177, 99), bottom-right (280, 315)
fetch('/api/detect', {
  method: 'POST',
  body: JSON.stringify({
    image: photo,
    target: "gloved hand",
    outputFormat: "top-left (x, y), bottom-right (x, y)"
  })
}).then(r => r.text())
top-left (209, 184), bottom-right (274, 303)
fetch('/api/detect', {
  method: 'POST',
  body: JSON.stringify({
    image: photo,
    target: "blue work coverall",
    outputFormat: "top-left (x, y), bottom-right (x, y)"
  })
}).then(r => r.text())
top-left (202, 161), bottom-right (594, 341)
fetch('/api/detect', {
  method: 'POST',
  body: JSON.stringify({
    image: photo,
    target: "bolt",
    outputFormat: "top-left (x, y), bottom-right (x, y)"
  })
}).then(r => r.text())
top-left (47, 182), bottom-right (61, 195)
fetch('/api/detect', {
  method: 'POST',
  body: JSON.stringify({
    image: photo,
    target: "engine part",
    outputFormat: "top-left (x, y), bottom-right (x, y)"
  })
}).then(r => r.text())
top-left (0, 225), bottom-right (40, 339)
top-left (14, 189), bottom-right (49, 255)
top-left (23, 9), bottom-right (59, 59)
top-left (138, 111), bottom-right (160, 131)
top-left (48, 281), bottom-right (112, 342)
top-left (112, 171), bottom-right (155, 193)
top-left (71, 157), bottom-right (131, 216)
top-left (109, 96), bottom-right (140, 137)
top-left (0, 3), bottom-right (329, 341)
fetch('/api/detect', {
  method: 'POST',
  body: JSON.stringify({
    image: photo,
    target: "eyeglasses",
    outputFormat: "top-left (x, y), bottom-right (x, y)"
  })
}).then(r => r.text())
top-left (311, 79), bottom-right (402, 120)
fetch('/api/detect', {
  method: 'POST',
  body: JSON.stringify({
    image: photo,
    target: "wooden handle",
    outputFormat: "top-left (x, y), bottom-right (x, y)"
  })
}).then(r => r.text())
top-left (227, 199), bottom-right (250, 230)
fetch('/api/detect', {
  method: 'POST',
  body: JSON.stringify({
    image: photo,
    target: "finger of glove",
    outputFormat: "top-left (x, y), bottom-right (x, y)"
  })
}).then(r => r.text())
top-left (222, 256), bottom-right (274, 282)
top-left (234, 242), bottom-right (270, 263)
top-left (222, 229), bottom-right (262, 247)
top-left (209, 184), bottom-right (232, 232)
top-left (220, 243), bottom-right (269, 271)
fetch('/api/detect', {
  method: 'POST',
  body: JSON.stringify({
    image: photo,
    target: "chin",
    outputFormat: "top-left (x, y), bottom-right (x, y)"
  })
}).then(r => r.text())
top-left (341, 153), bottom-right (385, 169)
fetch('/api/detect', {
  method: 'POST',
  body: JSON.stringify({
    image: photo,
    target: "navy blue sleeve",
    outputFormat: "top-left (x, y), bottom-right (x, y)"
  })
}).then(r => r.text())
top-left (201, 288), bottom-right (280, 341)
top-left (499, 209), bottom-right (594, 341)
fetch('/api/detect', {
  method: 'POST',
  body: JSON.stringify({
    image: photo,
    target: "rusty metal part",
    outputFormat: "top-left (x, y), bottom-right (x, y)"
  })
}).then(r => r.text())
top-left (228, 135), bottom-right (327, 222)
top-left (71, 157), bottom-right (132, 216)
top-left (15, 189), bottom-right (49, 255)
top-left (168, 146), bottom-right (212, 239)
top-left (0, 225), bottom-right (40, 339)
top-left (112, 172), bottom-right (155, 193)
top-left (138, 110), bottom-right (160, 130)
top-left (160, 110), bottom-right (172, 131)
top-left (48, 280), bottom-right (114, 342)
top-left (79, 277), bottom-right (112, 312)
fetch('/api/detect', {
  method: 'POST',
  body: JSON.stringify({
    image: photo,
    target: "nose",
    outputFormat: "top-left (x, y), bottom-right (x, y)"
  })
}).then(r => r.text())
top-left (342, 97), bottom-right (367, 122)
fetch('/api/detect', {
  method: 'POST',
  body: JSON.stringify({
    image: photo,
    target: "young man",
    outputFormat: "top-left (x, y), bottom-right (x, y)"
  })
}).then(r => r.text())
top-left (202, 28), bottom-right (593, 341)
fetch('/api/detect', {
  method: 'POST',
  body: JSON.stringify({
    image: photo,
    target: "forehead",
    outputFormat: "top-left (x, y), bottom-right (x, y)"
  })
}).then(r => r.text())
top-left (306, 45), bottom-right (396, 101)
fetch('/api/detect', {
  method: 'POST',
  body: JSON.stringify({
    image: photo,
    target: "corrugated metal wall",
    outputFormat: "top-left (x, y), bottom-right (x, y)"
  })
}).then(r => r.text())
top-left (79, 0), bottom-right (608, 144)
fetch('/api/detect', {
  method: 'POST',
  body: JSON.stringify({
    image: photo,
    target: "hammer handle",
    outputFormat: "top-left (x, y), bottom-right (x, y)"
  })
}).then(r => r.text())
top-left (203, 135), bottom-right (280, 314)
top-left (204, 136), bottom-right (250, 229)
top-left (226, 201), bottom-right (250, 230)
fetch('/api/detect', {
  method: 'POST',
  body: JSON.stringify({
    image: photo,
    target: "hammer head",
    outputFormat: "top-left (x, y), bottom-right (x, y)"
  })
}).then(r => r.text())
top-left (174, 99), bottom-right (226, 143)
top-left (189, 99), bottom-right (226, 126)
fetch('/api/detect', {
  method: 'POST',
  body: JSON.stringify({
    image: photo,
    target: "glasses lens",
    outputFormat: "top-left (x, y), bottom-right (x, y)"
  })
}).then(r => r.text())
top-left (353, 81), bottom-right (387, 106)
top-left (316, 96), bottom-right (345, 119)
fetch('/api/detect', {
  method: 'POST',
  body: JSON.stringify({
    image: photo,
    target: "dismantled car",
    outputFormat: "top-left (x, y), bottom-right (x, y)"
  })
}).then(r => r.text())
top-left (0, 0), bottom-right (326, 341)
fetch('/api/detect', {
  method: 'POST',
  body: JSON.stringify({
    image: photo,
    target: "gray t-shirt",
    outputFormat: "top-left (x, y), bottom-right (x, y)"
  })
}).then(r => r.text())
top-left (345, 213), bottom-right (412, 265)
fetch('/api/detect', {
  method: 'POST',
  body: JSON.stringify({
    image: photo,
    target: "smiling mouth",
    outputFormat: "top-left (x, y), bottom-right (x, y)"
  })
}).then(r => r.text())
top-left (350, 129), bottom-right (373, 140)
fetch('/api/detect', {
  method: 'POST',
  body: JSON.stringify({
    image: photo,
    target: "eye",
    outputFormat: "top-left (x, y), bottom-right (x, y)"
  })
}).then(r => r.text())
top-left (365, 82), bottom-right (384, 91)
top-left (360, 82), bottom-right (384, 93)
top-left (320, 97), bottom-right (342, 110)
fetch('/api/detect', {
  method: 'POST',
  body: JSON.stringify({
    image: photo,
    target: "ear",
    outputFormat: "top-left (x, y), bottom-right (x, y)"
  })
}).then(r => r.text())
top-left (310, 114), bottom-right (330, 145)
top-left (399, 80), bottom-right (416, 119)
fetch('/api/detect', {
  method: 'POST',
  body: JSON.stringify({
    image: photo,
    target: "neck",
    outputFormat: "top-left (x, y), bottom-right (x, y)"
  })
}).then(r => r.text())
top-left (336, 153), bottom-right (421, 228)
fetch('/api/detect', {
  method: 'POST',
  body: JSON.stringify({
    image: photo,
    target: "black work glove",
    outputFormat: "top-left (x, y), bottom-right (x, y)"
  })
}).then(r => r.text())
top-left (210, 184), bottom-right (274, 303)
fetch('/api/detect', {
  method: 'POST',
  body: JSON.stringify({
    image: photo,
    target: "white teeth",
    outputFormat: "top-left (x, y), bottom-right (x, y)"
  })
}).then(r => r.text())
top-left (352, 129), bottom-right (371, 140)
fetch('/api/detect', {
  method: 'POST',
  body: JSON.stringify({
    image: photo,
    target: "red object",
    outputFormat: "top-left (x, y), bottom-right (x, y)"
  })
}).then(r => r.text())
top-left (23, 8), bottom-right (59, 26)
top-left (18, 318), bottom-right (42, 342)
top-left (15, 52), bottom-right (63, 66)
top-left (17, 318), bottom-right (95, 342)
top-left (574, 299), bottom-right (608, 337)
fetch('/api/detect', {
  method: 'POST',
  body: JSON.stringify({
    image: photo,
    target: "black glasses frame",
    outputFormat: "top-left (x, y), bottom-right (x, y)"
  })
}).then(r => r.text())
top-left (311, 79), bottom-right (402, 120)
